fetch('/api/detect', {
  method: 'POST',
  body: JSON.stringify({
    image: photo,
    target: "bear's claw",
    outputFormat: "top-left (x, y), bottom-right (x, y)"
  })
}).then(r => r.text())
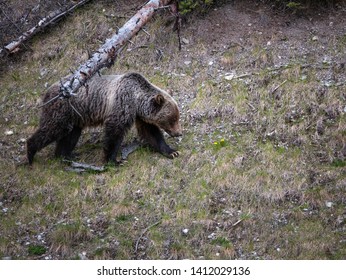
top-left (117, 159), bottom-right (128, 166)
top-left (170, 151), bottom-right (179, 158)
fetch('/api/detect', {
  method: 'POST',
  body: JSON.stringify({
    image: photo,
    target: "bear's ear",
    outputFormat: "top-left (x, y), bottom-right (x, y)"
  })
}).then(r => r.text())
top-left (154, 94), bottom-right (165, 106)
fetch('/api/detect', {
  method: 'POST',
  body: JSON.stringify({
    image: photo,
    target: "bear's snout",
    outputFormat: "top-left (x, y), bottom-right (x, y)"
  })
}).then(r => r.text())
top-left (170, 130), bottom-right (182, 137)
top-left (166, 123), bottom-right (182, 137)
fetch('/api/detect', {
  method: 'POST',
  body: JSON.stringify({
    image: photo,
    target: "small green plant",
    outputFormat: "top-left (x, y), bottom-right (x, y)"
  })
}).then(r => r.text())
top-left (179, 0), bottom-right (214, 14)
top-left (211, 237), bottom-right (233, 249)
top-left (28, 245), bottom-right (46, 256)
top-left (115, 214), bottom-right (132, 223)
top-left (331, 160), bottom-right (346, 168)
top-left (212, 138), bottom-right (227, 151)
top-left (240, 212), bottom-right (252, 221)
top-left (286, 1), bottom-right (302, 9)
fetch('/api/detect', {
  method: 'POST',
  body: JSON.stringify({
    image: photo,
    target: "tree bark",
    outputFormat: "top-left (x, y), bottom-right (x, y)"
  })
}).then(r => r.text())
top-left (59, 0), bottom-right (173, 97)
top-left (0, 0), bottom-right (92, 56)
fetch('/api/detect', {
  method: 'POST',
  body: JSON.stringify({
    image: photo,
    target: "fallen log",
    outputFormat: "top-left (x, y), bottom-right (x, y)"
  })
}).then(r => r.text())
top-left (0, 0), bottom-right (92, 56)
top-left (59, 0), bottom-right (174, 98)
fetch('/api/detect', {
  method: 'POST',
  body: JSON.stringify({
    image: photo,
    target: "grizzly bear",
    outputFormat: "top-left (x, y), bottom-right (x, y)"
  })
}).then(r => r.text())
top-left (27, 72), bottom-right (182, 165)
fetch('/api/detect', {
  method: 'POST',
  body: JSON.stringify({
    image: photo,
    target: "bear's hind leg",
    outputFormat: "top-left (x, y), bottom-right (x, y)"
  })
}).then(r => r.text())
top-left (55, 126), bottom-right (82, 159)
top-left (27, 128), bottom-right (61, 164)
top-left (136, 119), bottom-right (179, 158)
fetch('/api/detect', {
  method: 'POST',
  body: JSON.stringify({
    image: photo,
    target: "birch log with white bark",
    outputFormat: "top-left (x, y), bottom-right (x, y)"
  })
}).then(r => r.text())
top-left (0, 0), bottom-right (92, 56)
top-left (59, 0), bottom-right (173, 97)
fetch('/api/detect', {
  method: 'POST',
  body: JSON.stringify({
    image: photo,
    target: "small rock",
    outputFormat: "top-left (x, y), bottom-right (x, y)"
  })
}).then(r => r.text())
top-left (5, 130), bottom-right (13, 136)
top-left (323, 80), bottom-right (334, 87)
top-left (78, 252), bottom-right (88, 260)
top-left (182, 228), bottom-right (189, 235)
top-left (312, 36), bottom-right (319, 41)
top-left (208, 61), bottom-right (214, 66)
top-left (40, 68), bottom-right (48, 77)
top-left (182, 38), bottom-right (189, 45)
top-left (184, 60), bottom-right (191, 66)
top-left (208, 233), bottom-right (216, 239)
top-left (336, 215), bottom-right (345, 226)
top-left (224, 74), bottom-right (235, 81)
top-left (325, 201), bottom-right (333, 208)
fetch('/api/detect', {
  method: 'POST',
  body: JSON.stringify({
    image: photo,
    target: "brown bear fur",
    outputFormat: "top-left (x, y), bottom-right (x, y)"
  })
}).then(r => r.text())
top-left (27, 72), bottom-right (182, 165)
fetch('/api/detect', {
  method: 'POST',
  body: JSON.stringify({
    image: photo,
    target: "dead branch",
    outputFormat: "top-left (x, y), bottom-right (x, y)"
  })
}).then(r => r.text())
top-left (59, 0), bottom-right (173, 98)
top-left (64, 160), bottom-right (105, 173)
top-left (63, 140), bottom-right (142, 172)
top-left (121, 140), bottom-right (142, 160)
top-left (171, 0), bottom-right (182, 50)
top-left (0, 0), bottom-right (92, 56)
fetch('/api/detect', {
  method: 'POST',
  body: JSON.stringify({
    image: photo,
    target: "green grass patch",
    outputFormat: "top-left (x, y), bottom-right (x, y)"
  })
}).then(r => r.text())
top-left (211, 237), bottom-right (233, 249)
top-left (331, 159), bottom-right (346, 168)
top-left (28, 245), bottom-right (46, 256)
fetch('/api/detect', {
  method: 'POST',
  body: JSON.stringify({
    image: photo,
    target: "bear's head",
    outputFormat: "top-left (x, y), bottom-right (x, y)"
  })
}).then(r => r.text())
top-left (143, 92), bottom-right (182, 137)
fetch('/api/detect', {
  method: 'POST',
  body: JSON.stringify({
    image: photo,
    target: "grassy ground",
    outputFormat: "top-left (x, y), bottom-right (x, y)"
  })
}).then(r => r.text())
top-left (0, 0), bottom-right (345, 259)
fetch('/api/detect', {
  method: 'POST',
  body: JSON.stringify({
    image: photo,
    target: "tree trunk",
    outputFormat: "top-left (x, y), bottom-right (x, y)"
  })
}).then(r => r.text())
top-left (0, 0), bottom-right (92, 56)
top-left (60, 0), bottom-right (173, 98)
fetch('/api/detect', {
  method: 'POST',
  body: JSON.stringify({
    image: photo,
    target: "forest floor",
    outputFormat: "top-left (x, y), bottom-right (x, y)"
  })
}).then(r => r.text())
top-left (0, 0), bottom-right (345, 259)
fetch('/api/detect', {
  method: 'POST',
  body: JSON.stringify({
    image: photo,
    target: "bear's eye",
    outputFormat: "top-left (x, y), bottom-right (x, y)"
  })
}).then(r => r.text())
top-left (168, 115), bottom-right (178, 126)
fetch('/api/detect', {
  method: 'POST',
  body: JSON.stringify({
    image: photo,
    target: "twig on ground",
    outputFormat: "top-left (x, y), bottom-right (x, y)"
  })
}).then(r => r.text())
top-left (269, 79), bottom-right (287, 95)
top-left (246, 102), bottom-right (256, 111)
top-left (135, 220), bottom-right (162, 254)
top-left (232, 219), bottom-right (244, 227)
